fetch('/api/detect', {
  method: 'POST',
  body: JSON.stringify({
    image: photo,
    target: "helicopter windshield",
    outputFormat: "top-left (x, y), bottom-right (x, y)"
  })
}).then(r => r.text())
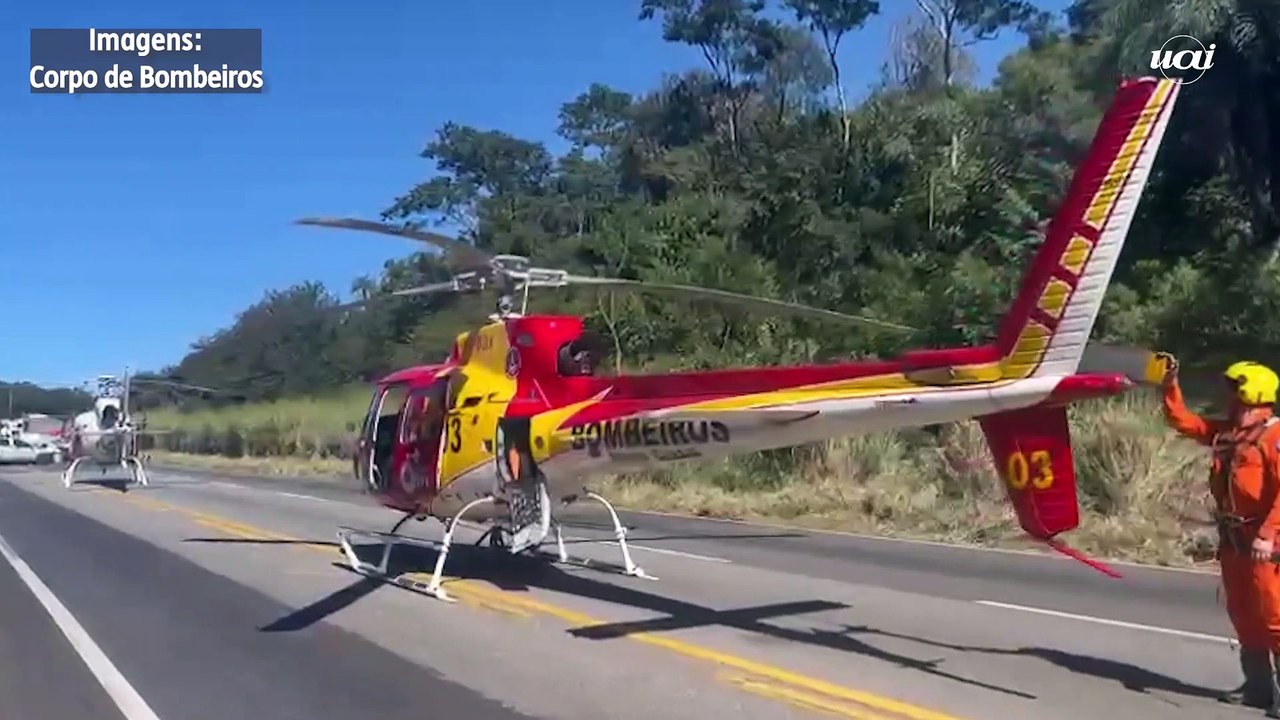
top-left (366, 383), bottom-right (408, 488)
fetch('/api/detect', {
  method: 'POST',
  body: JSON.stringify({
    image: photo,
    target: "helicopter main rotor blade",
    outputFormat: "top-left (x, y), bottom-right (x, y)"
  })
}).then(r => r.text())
top-left (127, 378), bottom-right (223, 394)
top-left (327, 280), bottom-right (465, 314)
top-left (560, 275), bottom-right (916, 332)
top-left (295, 217), bottom-right (493, 270)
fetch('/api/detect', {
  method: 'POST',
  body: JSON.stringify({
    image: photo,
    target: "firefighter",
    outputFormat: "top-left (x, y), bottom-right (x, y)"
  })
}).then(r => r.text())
top-left (1162, 356), bottom-right (1280, 713)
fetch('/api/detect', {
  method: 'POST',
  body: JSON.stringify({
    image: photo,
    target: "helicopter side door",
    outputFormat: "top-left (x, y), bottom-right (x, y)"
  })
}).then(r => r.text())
top-left (437, 371), bottom-right (500, 490)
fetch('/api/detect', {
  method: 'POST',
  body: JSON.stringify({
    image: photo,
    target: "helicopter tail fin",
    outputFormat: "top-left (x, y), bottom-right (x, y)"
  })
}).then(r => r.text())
top-left (961, 78), bottom-right (1181, 580)
top-left (994, 77), bottom-right (1179, 382)
top-left (977, 403), bottom-right (1122, 578)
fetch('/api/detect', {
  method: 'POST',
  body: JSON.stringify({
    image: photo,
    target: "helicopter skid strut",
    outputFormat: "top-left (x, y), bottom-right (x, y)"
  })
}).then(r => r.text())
top-left (62, 455), bottom-right (150, 489)
top-left (549, 490), bottom-right (656, 580)
top-left (336, 490), bottom-right (655, 604)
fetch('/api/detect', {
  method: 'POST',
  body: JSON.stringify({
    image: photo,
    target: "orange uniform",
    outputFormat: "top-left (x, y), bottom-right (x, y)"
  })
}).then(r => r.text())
top-left (1163, 379), bottom-right (1280, 652)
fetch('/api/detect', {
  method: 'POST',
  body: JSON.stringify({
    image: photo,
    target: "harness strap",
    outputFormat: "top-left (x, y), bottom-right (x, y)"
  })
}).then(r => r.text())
top-left (1212, 417), bottom-right (1280, 516)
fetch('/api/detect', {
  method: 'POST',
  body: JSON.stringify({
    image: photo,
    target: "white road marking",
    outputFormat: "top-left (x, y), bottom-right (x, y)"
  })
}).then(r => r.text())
top-left (273, 491), bottom-right (327, 502)
top-left (0, 532), bottom-right (164, 720)
top-left (571, 536), bottom-right (731, 563)
top-left (209, 480), bottom-right (250, 491)
top-left (450, 519), bottom-right (731, 563)
top-left (631, 508), bottom-right (1217, 576)
top-left (975, 599), bottom-right (1233, 644)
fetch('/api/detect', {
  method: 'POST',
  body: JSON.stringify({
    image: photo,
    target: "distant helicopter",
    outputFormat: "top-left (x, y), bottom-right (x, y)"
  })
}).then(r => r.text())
top-left (62, 369), bottom-right (214, 489)
top-left (63, 371), bottom-right (150, 487)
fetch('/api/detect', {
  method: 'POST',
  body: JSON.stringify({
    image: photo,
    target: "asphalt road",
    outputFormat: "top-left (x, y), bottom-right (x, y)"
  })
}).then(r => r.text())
top-left (0, 541), bottom-right (125, 720)
top-left (154, 463), bottom-right (1227, 635)
top-left (0, 463), bottom-right (1259, 720)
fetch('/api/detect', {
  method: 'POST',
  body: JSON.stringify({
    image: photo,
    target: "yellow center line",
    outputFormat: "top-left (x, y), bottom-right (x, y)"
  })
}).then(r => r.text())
top-left (724, 673), bottom-right (900, 720)
top-left (103, 491), bottom-right (969, 720)
top-left (397, 573), bottom-right (533, 618)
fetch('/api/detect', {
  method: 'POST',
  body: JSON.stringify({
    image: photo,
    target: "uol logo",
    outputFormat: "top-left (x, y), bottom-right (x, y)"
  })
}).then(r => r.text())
top-left (1150, 35), bottom-right (1215, 85)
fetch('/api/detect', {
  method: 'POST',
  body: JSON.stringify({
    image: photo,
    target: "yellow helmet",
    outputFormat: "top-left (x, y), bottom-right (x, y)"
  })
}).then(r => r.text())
top-left (1224, 361), bottom-right (1280, 406)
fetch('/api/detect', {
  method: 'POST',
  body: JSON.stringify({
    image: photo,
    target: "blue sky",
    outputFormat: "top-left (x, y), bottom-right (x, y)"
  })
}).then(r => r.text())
top-left (1, 0), bottom-right (1071, 387)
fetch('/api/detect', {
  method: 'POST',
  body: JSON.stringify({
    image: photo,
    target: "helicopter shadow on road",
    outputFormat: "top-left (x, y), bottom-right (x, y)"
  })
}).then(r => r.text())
top-left (66, 477), bottom-right (134, 493)
top-left (181, 536), bottom-right (381, 633)
top-left (830, 624), bottom-right (1224, 708)
top-left (264, 538), bottom-right (1035, 700)
top-left (180, 531), bottom-right (1210, 704)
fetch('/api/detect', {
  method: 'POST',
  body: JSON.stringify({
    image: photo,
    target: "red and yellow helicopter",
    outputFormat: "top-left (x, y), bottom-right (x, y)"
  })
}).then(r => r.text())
top-left (297, 76), bottom-right (1180, 601)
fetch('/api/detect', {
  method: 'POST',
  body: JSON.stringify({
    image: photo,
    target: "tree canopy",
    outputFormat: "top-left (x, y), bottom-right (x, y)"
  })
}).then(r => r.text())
top-left (149, 0), bottom-right (1280, 407)
top-left (0, 382), bottom-right (92, 418)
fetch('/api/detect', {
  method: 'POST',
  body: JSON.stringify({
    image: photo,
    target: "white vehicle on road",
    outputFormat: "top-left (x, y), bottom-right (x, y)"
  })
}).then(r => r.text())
top-left (0, 436), bottom-right (62, 465)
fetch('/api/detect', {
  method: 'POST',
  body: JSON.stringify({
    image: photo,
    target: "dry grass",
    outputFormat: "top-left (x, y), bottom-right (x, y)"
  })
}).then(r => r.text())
top-left (144, 391), bottom-right (1219, 568)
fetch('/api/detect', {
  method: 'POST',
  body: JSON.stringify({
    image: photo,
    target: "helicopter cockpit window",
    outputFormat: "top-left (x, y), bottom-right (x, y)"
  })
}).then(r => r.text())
top-left (556, 331), bottom-right (610, 377)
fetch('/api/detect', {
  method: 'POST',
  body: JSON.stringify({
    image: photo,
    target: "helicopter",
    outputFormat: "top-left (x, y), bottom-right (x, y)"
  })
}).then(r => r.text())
top-left (63, 370), bottom-right (152, 487)
top-left (294, 76), bottom-right (1179, 601)
top-left (61, 368), bottom-right (212, 489)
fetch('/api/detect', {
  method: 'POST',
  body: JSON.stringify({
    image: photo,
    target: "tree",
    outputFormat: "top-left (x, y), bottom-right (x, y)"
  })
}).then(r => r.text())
top-left (1079, 0), bottom-right (1280, 258)
top-left (783, 0), bottom-right (880, 147)
top-left (909, 0), bottom-right (1049, 169)
top-left (639, 0), bottom-right (785, 152)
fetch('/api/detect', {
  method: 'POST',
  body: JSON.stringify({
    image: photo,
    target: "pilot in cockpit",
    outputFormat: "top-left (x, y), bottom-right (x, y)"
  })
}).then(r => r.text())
top-left (558, 338), bottom-right (596, 377)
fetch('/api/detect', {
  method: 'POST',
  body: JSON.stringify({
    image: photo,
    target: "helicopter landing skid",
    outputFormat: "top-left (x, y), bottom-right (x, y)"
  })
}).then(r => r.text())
top-left (62, 455), bottom-right (150, 489)
top-left (336, 491), bottom-right (655, 605)
top-left (336, 495), bottom-right (496, 603)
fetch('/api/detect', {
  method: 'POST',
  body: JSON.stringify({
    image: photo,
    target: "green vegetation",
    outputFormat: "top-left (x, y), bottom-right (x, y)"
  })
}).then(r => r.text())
top-left (139, 0), bottom-right (1279, 566)
top-left (0, 382), bottom-right (91, 419)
